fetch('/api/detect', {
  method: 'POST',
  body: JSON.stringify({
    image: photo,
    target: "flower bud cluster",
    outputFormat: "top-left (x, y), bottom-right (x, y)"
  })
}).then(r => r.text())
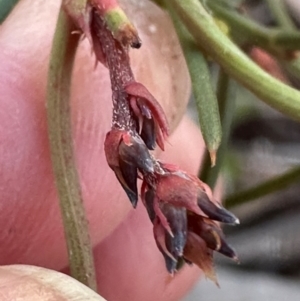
top-left (69, 2), bottom-right (239, 280)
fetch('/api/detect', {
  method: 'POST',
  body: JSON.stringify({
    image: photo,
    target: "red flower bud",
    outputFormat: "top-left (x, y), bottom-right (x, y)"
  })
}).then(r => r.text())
top-left (184, 232), bottom-right (218, 285)
top-left (188, 214), bottom-right (238, 261)
top-left (161, 203), bottom-right (187, 258)
top-left (141, 163), bottom-right (238, 279)
top-left (118, 134), bottom-right (154, 173)
top-left (104, 129), bottom-right (154, 207)
top-left (85, 0), bottom-right (239, 280)
top-left (125, 82), bottom-right (169, 150)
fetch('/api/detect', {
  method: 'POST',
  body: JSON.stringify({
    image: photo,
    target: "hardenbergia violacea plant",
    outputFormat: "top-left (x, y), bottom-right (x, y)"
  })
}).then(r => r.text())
top-left (64, 0), bottom-right (239, 284)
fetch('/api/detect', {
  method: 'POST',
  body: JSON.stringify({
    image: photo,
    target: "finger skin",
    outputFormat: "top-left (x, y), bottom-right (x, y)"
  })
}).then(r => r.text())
top-left (0, 265), bottom-right (106, 301)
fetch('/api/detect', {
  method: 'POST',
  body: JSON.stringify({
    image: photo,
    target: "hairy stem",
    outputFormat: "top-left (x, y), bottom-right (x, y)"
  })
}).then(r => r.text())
top-left (171, 0), bottom-right (300, 121)
top-left (46, 8), bottom-right (97, 290)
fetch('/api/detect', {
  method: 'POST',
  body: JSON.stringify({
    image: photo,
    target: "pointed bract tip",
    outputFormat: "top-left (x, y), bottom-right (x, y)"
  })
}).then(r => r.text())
top-left (116, 24), bottom-right (141, 49)
top-left (102, 7), bottom-right (141, 48)
top-left (119, 134), bottom-right (154, 173)
top-left (129, 35), bottom-right (142, 49)
top-left (114, 169), bottom-right (138, 208)
top-left (126, 190), bottom-right (138, 208)
top-left (209, 150), bottom-right (217, 167)
top-left (234, 217), bottom-right (240, 225)
top-left (197, 193), bottom-right (239, 225)
top-left (218, 237), bottom-right (238, 260)
top-left (233, 255), bottom-right (240, 263)
top-left (220, 209), bottom-right (239, 225)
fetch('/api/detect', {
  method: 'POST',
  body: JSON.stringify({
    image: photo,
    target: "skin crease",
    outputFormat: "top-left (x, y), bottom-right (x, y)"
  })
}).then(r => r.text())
top-left (0, 0), bottom-right (208, 300)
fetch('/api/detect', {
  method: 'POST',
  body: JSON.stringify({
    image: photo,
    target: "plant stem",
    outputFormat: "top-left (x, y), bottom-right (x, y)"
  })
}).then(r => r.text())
top-left (170, 0), bottom-right (300, 121)
top-left (199, 69), bottom-right (236, 188)
top-left (266, 0), bottom-right (300, 87)
top-left (266, 0), bottom-right (296, 30)
top-left (46, 8), bottom-right (97, 290)
top-left (225, 166), bottom-right (300, 208)
top-left (0, 0), bottom-right (19, 23)
top-left (166, 1), bottom-right (222, 166)
top-left (205, 0), bottom-right (300, 57)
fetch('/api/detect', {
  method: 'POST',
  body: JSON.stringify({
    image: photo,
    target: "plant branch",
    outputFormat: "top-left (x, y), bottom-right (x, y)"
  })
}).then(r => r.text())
top-left (46, 7), bottom-right (97, 290)
top-left (170, 0), bottom-right (300, 121)
top-left (266, 0), bottom-right (296, 30)
top-left (225, 166), bottom-right (300, 208)
top-left (166, 1), bottom-right (222, 166)
top-left (205, 0), bottom-right (300, 57)
top-left (266, 0), bottom-right (300, 88)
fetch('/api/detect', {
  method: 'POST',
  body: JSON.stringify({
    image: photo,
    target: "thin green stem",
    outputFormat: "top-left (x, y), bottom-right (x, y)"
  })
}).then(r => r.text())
top-left (199, 69), bottom-right (236, 188)
top-left (46, 8), bottom-right (97, 290)
top-left (225, 166), bottom-right (300, 208)
top-left (282, 58), bottom-right (300, 80)
top-left (266, 0), bottom-right (300, 86)
top-left (170, 0), bottom-right (300, 121)
top-left (0, 0), bottom-right (19, 23)
top-left (205, 0), bottom-right (300, 57)
top-left (166, 1), bottom-right (222, 166)
top-left (266, 0), bottom-right (296, 30)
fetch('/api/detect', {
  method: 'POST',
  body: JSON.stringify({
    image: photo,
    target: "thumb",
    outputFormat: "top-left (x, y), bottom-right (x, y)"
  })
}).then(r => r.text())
top-left (0, 265), bottom-right (106, 301)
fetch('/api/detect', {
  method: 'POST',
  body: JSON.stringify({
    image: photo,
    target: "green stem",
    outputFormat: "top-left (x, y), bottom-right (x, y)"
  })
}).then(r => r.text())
top-left (266, 0), bottom-right (296, 30)
top-left (170, 0), bottom-right (300, 121)
top-left (166, 2), bottom-right (222, 166)
top-left (46, 8), bottom-right (97, 290)
top-left (282, 58), bottom-right (300, 80)
top-left (266, 0), bottom-right (300, 86)
top-left (0, 0), bottom-right (19, 23)
top-left (199, 69), bottom-right (236, 188)
top-left (225, 166), bottom-right (300, 208)
top-left (205, 0), bottom-right (300, 56)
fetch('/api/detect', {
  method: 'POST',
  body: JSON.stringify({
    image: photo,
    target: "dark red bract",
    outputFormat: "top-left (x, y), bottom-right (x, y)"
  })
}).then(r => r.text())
top-left (67, 1), bottom-right (239, 281)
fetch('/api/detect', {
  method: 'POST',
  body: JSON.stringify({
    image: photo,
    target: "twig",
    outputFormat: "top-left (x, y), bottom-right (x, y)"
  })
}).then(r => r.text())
top-left (225, 166), bottom-right (300, 208)
top-left (166, 1), bottom-right (222, 166)
top-left (170, 0), bottom-right (300, 121)
top-left (266, 0), bottom-right (296, 30)
top-left (46, 7), bottom-right (97, 290)
top-left (206, 0), bottom-right (300, 57)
